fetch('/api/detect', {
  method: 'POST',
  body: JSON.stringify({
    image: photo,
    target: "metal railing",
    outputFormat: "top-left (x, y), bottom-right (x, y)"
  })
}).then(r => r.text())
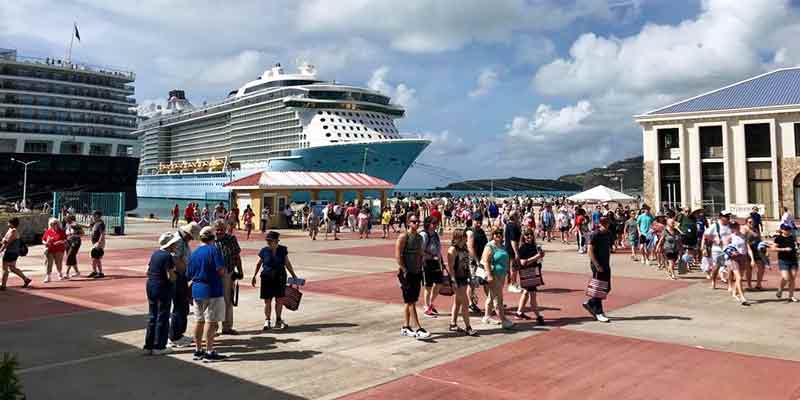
top-left (1, 49), bottom-right (135, 80)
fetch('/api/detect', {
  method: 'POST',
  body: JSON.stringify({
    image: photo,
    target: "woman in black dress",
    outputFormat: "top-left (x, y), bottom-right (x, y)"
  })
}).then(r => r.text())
top-left (252, 231), bottom-right (298, 330)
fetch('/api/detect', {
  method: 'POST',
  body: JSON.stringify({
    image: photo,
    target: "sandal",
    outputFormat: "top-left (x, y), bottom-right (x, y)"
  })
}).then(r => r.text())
top-left (448, 324), bottom-right (462, 332)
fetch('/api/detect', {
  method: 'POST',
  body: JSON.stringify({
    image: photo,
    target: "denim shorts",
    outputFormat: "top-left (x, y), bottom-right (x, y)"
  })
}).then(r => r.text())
top-left (778, 259), bottom-right (798, 272)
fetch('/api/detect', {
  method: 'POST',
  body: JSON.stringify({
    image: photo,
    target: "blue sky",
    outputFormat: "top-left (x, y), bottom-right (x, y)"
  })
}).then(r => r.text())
top-left (3, 0), bottom-right (800, 187)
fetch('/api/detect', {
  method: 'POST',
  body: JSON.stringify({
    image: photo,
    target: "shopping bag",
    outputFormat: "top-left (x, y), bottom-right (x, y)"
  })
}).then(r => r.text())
top-left (519, 265), bottom-right (544, 289)
top-left (585, 278), bottom-right (609, 299)
top-left (438, 273), bottom-right (454, 296)
top-left (278, 285), bottom-right (303, 311)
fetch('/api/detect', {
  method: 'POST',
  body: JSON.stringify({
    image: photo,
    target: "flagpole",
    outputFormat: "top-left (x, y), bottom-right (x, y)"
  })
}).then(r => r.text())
top-left (67, 31), bottom-right (74, 64)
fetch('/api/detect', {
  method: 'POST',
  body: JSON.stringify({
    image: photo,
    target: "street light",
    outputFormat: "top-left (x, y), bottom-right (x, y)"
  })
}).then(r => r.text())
top-left (10, 158), bottom-right (39, 210)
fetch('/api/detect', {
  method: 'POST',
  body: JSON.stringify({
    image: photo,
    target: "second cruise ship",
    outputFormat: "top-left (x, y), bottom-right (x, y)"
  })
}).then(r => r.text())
top-left (136, 62), bottom-right (430, 200)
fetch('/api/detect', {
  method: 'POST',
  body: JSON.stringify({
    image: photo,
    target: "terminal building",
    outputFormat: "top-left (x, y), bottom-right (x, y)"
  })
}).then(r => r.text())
top-left (635, 67), bottom-right (800, 219)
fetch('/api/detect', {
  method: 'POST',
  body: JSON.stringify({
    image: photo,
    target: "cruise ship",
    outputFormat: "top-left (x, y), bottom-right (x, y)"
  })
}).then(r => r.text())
top-left (0, 48), bottom-right (140, 209)
top-left (135, 62), bottom-right (429, 200)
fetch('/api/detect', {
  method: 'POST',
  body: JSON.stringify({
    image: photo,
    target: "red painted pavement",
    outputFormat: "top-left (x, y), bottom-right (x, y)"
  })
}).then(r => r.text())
top-left (340, 328), bottom-right (800, 400)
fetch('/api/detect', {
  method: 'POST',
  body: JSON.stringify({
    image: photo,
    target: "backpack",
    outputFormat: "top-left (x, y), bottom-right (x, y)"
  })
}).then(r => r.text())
top-left (19, 241), bottom-right (28, 257)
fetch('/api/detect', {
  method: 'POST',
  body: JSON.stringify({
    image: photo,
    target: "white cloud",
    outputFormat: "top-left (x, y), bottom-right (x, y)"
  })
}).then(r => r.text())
top-left (291, 37), bottom-right (380, 75)
top-left (469, 67), bottom-right (500, 98)
top-left (507, 100), bottom-right (594, 141)
top-left (420, 130), bottom-right (471, 157)
top-left (514, 35), bottom-right (556, 65)
top-left (298, 0), bottom-right (616, 53)
top-left (367, 66), bottom-right (418, 108)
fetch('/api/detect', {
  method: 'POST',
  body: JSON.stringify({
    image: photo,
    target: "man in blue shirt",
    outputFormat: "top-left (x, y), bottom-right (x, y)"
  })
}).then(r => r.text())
top-left (636, 206), bottom-right (655, 264)
top-left (186, 226), bottom-right (226, 362)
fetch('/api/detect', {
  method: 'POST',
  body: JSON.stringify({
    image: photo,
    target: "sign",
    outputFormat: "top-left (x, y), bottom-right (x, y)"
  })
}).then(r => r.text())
top-left (669, 148), bottom-right (681, 159)
top-left (729, 204), bottom-right (764, 218)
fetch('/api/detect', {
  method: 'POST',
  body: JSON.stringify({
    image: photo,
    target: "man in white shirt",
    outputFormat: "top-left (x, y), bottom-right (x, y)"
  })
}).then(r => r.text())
top-left (703, 210), bottom-right (733, 289)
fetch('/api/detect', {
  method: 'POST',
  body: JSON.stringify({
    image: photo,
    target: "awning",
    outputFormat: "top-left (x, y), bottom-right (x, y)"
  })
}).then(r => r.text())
top-left (567, 185), bottom-right (635, 203)
top-left (224, 171), bottom-right (395, 190)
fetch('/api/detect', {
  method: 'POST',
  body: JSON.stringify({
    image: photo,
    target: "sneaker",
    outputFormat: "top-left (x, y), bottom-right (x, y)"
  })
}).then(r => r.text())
top-left (61, 274), bottom-right (70, 281)
top-left (430, 306), bottom-right (440, 316)
top-left (152, 347), bottom-right (173, 356)
top-left (790, 297), bottom-right (799, 303)
top-left (400, 326), bottom-right (415, 337)
top-left (776, 290), bottom-right (783, 299)
top-left (595, 313), bottom-right (610, 323)
top-left (192, 350), bottom-right (206, 361)
top-left (582, 302), bottom-right (596, 317)
top-left (262, 320), bottom-right (272, 331)
top-left (142, 348), bottom-right (153, 356)
top-left (203, 351), bottom-right (227, 363)
top-left (72, 271), bottom-right (81, 277)
top-left (221, 329), bottom-right (239, 335)
top-left (274, 319), bottom-right (288, 330)
top-left (468, 304), bottom-right (482, 314)
top-left (43, 275), bottom-right (51, 283)
top-left (536, 315), bottom-right (546, 325)
top-left (95, 273), bottom-right (105, 279)
top-left (514, 312), bottom-right (531, 320)
top-left (448, 324), bottom-right (462, 332)
top-left (464, 327), bottom-right (478, 336)
top-left (414, 328), bottom-right (431, 339)
top-left (481, 316), bottom-right (501, 325)
top-left (423, 307), bottom-right (436, 318)
top-left (58, 273), bottom-right (65, 280)
top-left (87, 272), bottom-right (97, 278)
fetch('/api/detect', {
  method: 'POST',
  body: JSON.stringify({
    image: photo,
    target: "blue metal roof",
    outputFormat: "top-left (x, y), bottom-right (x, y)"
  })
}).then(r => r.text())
top-left (646, 68), bottom-right (800, 115)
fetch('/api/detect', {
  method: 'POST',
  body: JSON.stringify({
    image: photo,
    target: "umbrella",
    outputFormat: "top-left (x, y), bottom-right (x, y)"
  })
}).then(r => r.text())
top-left (567, 185), bottom-right (636, 203)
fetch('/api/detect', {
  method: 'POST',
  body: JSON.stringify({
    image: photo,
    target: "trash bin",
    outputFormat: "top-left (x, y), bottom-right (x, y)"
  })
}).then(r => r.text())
top-left (113, 226), bottom-right (124, 235)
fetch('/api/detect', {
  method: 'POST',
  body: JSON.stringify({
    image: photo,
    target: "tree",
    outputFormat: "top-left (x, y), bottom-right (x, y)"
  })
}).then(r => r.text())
top-left (0, 353), bottom-right (25, 400)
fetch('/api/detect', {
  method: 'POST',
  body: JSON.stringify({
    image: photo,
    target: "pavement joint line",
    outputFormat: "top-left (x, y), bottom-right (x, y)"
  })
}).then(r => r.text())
top-left (18, 349), bottom-right (139, 375)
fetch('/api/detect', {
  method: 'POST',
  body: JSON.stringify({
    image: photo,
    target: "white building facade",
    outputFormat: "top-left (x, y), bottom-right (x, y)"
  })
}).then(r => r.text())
top-left (636, 68), bottom-right (800, 219)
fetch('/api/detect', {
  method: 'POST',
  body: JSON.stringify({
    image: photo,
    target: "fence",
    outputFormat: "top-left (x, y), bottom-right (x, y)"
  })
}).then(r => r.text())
top-left (52, 192), bottom-right (126, 234)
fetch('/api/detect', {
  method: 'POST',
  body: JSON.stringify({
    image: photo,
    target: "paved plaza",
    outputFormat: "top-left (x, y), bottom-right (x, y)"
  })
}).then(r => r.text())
top-left (2, 219), bottom-right (800, 399)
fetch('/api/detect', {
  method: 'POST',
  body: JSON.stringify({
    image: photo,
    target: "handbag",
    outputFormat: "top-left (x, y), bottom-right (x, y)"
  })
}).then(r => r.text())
top-left (278, 284), bottom-right (303, 311)
top-left (586, 278), bottom-right (610, 299)
top-left (519, 265), bottom-right (544, 289)
top-left (438, 271), bottom-right (454, 296)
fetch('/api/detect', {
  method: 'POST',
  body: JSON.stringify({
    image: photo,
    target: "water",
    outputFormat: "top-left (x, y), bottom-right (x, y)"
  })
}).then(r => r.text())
top-left (133, 197), bottom-right (229, 220)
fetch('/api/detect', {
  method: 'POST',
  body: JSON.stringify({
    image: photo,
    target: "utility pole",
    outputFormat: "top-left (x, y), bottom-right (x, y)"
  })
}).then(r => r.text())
top-left (11, 158), bottom-right (39, 210)
top-left (362, 147), bottom-right (368, 173)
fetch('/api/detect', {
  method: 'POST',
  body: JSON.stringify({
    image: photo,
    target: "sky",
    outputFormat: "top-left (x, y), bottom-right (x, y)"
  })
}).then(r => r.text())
top-left (3, 0), bottom-right (800, 187)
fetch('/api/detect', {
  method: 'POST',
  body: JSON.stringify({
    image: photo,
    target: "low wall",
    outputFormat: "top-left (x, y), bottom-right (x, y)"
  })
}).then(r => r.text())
top-left (0, 213), bottom-right (49, 243)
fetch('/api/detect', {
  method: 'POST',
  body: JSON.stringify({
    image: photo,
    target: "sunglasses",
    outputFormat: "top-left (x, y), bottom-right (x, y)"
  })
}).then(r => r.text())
top-left (523, 233), bottom-right (534, 237)
top-left (408, 220), bottom-right (419, 223)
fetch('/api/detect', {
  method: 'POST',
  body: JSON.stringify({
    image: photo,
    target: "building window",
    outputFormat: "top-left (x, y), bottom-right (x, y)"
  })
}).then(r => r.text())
top-left (24, 141), bottom-right (51, 153)
top-left (89, 143), bottom-right (111, 156)
top-left (660, 163), bottom-right (681, 208)
top-left (699, 125), bottom-right (723, 158)
top-left (60, 142), bottom-right (83, 154)
top-left (745, 123), bottom-right (771, 158)
top-left (117, 144), bottom-right (132, 157)
top-left (748, 161), bottom-right (773, 217)
top-left (0, 139), bottom-right (16, 152)
top-left (795, 123), bottom-right (800, 157)
top-left (701, 163), bottom-right (725, 215)
top-left (658, 128), bottom-right (680, 160)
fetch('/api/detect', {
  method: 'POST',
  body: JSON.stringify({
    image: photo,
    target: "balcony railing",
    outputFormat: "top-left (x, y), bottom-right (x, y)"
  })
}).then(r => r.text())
top-left (1, 49), bottom-right (135, 80)
top-left (0, 82), bottom-right (135, 104)
top-left (0, 99), bottom-right (136, 115)
top-left (1, 113), bottom-right (136, 128)
top-left (0, 124), bottom-right (137, 140)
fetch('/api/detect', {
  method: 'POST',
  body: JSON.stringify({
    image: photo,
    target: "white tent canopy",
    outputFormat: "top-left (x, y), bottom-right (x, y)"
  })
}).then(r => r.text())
top-left (567, 185), bottom-right (635, 203)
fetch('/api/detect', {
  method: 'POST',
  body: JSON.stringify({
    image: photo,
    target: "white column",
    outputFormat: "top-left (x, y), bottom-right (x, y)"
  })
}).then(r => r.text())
top-left (771, 121), bottom-right (780, 218)
top-left (720, 121), bottom-right (731, 210)
top-left (52, 139), bottom-right (62, 154)
top-left (779, 121), bottom-right (795, 158)
top-left (687, 123), bottom-right (702, 209)
top-left (731, 123), bottom-right (748, 204)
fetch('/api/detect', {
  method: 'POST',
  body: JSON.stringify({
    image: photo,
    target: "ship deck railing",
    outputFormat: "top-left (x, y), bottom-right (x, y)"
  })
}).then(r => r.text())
top-left (0, 50), bottom-right (135, 80)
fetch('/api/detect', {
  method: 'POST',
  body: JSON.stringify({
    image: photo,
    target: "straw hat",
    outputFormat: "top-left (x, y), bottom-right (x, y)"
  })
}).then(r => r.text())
top-left (159, 232), bottom-right (181, 250)
top-left (178, 222), bottom-right (201, 240)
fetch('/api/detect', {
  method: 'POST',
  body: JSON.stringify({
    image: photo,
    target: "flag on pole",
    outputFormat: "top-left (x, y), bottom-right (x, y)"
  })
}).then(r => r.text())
top-left (74, 23), bottom-right (80, 42)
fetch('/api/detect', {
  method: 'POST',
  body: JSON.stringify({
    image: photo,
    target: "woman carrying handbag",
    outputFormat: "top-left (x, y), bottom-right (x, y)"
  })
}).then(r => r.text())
top-left (515, 228), bottom-right (545, 325)
top-left (446, 229), bottom-right (477, 336)
top-left (583, 217), bottom-right (613, 323)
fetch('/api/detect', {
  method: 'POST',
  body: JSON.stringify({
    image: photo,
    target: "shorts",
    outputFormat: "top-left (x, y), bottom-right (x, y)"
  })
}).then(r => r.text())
top-left (664, 251), bottom-right (679, 261)
top-left (559, 226), bottom-right (569, 232)
top-left (682, 235), bottom-right (697, 248)
top-left (90, 247), bottom-right (104, 259)
top-left (542, 224), bottom-right (553, 232)
top-left (779, 259), bottom-right (799, 271)
top-left (639, 235), bottom-right (648, 246)
top-left (726, 255), bottom-right (749, 272)
top-left (194, 297), bottom-right (225, 322)
top-left (454, 276), bottom-right (470, 288)
top-left (423, 260), bottom-right (443, 287)
top-left (2, 252), bottom-right (19, 263)
top-left (260, 270), bottom-right (287, 299)
top-left (399, 272), bottom-right (423, 304)
top-left (627, 236), bottom-right (638, 246)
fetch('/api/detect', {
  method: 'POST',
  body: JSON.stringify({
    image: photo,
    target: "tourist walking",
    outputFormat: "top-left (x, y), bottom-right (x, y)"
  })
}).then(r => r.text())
top-left (307, 209), bottom-right (320, 240)
top-left (481, 226), bottom-right (513, 329)
top-left (169, 222), bottom-right (199, 348)
top-left (88, 211), bottom-right (106, 279)
top-left (358, 207), bottom-right (370, 239)
top-left (243, 205), bottom-right (255, 240)
top-left (381, 207), bottom-right (392, 239)
top-left (583, 217), bottom-right (612, 323)
top-left (558, 206), bottom-right (571, 243)
top-left (0, 217), bottom-right (32, 290)
top-left (658, 220), bottom-right (682, 279)
top-left (144, 232), bottom-right (179, 355)
top-left (704, 211), bottom-right (733, 290)
top-left (420, 216), bottom-right (444, 317)
top-left (624, 211), bottom-right (639, 261)
top-left (466, 217), bottom-right (488, 314)
top-left (540, 204), bottom-right (555, 242)
top-left (636, 206), bottom-right (655, 264)
top-left (171, 204), bottom-right (180, 228)
top-left (214, 220), bottom-right (243, 335)
top-left (187, 227), bottom-right (227, 362)
top-left (42, 218), bottom-right (67, 282)
top-left (252, 231), bottom-right (298, 330)
top-left (515, 228), bottom-right (545, 324)
top-left (64, 214), bottom-right (83, 277)
top-left (445, 228), bottom-right (477, 336)
top-left (504, 211), bottom-right (523, 293)
top-left (772, 223), bottom-right (798, 302)
top-left (726, 221), bottom-right (750, 305)
top-left (395, 214), bottom-right (430, 339)
top-left (261, 206), bottom-right (271, 233)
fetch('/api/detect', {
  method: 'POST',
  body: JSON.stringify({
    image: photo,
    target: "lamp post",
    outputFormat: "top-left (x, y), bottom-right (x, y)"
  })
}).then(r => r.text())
top-left (11, 158), bottom-right (39, 210)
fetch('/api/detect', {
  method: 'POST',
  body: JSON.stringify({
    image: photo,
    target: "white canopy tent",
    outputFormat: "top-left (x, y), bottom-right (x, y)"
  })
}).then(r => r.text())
top-left (567, 185), bottom-right (635, 203)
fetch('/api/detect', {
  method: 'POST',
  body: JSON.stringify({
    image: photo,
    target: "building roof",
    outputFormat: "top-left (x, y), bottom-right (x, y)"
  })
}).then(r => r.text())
top-left (642, 67), bottom-right (800, 116)
top-left (225, 171), bottom-right (395, 190)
